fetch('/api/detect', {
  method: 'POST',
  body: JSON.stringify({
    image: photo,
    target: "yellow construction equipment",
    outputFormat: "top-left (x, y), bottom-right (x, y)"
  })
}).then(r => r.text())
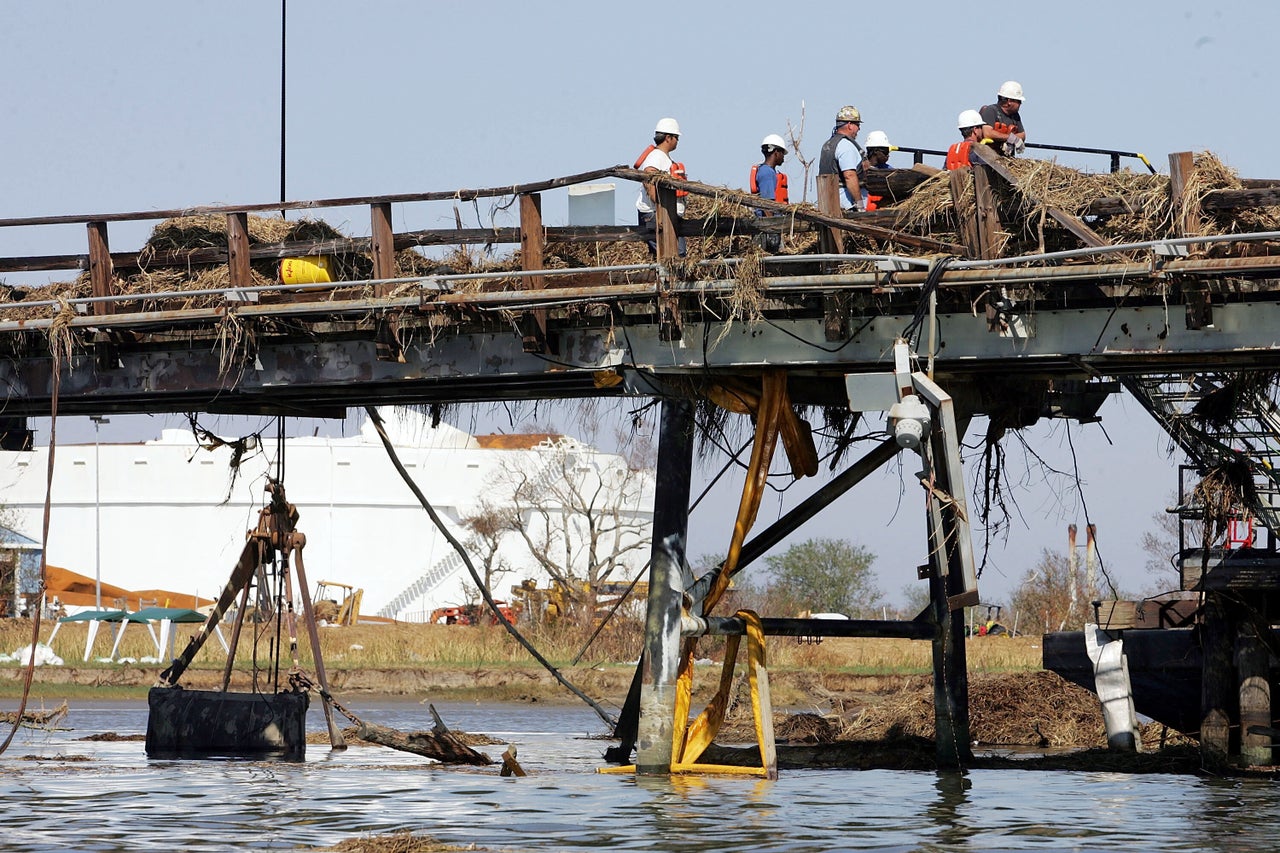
top-left (313, 580), bottom-right (363, 626)
top-left (510, 578), bottom-right (648, 624)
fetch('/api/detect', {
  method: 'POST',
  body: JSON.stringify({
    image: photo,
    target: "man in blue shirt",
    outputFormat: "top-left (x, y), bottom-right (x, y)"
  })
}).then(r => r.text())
top-left (750, 133), bottom-right (789, 250)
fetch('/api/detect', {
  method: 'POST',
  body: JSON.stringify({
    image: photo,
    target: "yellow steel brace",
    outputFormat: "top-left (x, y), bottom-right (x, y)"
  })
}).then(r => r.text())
top-left (672, 609), bottom-right (777, 779)
top-left (600, 610), bottom-right (777, 779)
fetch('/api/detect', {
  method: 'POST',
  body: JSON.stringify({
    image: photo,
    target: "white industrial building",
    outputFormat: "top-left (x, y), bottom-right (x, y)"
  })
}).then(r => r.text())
top-left (0, 408), bottom-right (656, 621)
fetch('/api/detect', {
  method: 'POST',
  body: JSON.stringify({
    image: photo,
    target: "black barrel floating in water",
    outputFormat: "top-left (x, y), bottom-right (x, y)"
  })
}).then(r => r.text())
top-left (145, 687), bottom-right (309, 761)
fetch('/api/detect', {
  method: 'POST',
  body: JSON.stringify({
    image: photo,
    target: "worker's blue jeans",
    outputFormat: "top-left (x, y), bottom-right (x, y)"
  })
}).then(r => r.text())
top-left (638, 211), bottom-right (686, 257)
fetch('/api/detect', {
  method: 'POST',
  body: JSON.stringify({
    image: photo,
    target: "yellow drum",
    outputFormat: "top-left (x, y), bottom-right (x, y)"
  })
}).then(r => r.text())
top-left (279, 255), bottom-right (333, 285)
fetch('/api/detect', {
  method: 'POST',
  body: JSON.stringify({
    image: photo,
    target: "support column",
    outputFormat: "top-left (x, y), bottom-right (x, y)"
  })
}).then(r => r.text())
top-left (636, 397), bottom-right (695, 775)
top-left (920, 397), bottom-right (975, 769)
top-left (1237, 616), bottom-right (1271, 767)
top-left (1200, 590), bottom-right (1232, 767)
top-left (928, 515), bottom-right (972, 769)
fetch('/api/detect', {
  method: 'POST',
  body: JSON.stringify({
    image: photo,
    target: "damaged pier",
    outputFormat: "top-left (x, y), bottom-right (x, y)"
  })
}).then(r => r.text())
top-left (5, 147), bottom-right (1280, 772)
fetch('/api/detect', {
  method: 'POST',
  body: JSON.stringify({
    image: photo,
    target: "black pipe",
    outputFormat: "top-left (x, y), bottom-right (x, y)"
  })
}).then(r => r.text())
top-left (694, 616), bottom-right (937, 640)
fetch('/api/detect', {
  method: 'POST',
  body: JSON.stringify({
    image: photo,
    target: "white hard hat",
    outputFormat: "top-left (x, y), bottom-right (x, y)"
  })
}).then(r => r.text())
top-left (957, 109), bottom-right (984, 129)
top-left (654, 117), bottom-right (681, 136)
top-left (761, 133), bottom-right (787, 151)
top-left (864, 130), bottom-right (891, 149)
top-left (997, 81), bottom-right (1024, 102)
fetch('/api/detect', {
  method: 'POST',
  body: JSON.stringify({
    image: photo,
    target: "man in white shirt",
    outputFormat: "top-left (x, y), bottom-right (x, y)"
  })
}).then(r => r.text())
top-left (635, 117), bottom-right (687, 256)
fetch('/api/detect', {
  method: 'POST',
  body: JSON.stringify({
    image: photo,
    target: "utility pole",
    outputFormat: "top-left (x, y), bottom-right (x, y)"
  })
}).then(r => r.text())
top-left (90, 416), bottom-right (110, 609)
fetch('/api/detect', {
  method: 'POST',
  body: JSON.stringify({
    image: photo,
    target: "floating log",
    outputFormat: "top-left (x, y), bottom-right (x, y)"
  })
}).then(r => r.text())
top-left (0, 700), bottom-right (68, 728)
top-left (356, 722), bottom-right (492, 766)
top-left (500, 744), bottom-right (527, 777)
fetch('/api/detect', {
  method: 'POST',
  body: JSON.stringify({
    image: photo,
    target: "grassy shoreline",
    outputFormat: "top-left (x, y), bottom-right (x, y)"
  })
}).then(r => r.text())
top-left (0, 622), bottom-right (1044, 709)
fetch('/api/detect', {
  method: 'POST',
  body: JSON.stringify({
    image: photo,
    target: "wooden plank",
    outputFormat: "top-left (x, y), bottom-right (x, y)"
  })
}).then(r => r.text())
top-left (225, 212), bottom-right (252, 289)
top-left (87, 221), bottom-right (114, 317)
top-left (370, 202), bottom-right (395, 297)
top-left (1169, 151), bottom-right (1200, 237)
top-left (970, 144), bottom-right (1109, 248)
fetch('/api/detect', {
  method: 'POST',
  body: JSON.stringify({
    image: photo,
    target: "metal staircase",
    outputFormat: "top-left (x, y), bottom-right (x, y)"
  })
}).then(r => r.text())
top-left (1122, 372), bottom-right (1280, 531)
top-left (376, 436), bottom-right (584, 619)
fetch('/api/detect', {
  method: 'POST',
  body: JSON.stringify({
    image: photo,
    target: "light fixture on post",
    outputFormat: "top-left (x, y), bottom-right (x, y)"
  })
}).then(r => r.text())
top-left (89, 415), bottom-right (110, 609)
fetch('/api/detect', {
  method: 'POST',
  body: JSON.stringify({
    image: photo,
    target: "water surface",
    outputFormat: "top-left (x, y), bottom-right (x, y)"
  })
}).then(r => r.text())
top-left (1, 699), bottom-right (1275, 851)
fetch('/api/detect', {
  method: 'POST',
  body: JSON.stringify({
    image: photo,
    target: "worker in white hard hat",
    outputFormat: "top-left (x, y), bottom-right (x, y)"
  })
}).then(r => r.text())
top-left (817, 106), bottom-right (864, 211)
top-left (946, 110), bottom-right (986, 170)
top-left (979, 81), bottom-right (1026, 156)
top-left (749, 133), bottom-right (789, 250)
top-left (857, 130), bottom-right (894, 211)
top-left (634, 117), bottom-right (688, 256)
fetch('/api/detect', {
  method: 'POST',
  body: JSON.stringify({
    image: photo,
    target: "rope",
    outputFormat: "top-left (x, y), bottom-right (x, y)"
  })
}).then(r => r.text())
top-left (0, 361), bottom-right (59, 756)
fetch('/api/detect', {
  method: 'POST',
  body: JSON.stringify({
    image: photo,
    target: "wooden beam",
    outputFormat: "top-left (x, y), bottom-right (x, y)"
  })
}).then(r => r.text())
top-left (370, 202), bottom-right (395, 297)
top-left (87, 221), bottom-right (114, 317)
top-left (970, 144), bottom-right (1109, 248)
top-left (616, 167), bottom-right (967, 255)
top-left (226, 213), bottom-right (252, 289)
top-left (814, 174), bottom-right (848, 339)
top-left (0, 166), bottom-right (626, 229)
top-left (519, 193), bottom-right (545, 289)
top-left (519, 193), bottom-right (548, 353)
top-left (815, 173), bottom-right (844, 254)
top-left (948, 170), bottom-right (980, 258)
top-left (654, 185), bottom-right (680, 261)
top-left (971, 166), bottom-right (1004, 259)
top-left (1169, 151), bottom-right (1200, 238)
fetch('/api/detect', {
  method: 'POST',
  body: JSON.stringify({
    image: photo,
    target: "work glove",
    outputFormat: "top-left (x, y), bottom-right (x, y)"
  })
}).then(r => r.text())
top-left (1002, 136), bottom-right (1026, 156)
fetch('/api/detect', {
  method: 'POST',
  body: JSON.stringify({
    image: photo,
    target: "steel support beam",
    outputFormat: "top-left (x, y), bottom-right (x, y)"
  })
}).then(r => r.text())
top-left (636, 397), bottom-right (695, 775)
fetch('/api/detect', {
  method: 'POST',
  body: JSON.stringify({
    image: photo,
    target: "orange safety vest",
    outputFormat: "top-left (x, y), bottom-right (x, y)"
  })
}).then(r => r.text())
top-left (634, 146), bottom-right (688, 197)
top-left (749, 164), bottom-right (789, 203)
top-left (945, 141), bottom-right (973, 170)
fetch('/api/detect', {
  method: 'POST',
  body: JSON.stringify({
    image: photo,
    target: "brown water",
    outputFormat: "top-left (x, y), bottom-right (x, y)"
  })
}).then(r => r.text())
top-left (1, 699), bottom-right (1277, 851)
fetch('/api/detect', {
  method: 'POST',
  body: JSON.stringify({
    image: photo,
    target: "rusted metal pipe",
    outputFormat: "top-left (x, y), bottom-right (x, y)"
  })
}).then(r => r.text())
top-left (682, 614), bottom-right (937, 640)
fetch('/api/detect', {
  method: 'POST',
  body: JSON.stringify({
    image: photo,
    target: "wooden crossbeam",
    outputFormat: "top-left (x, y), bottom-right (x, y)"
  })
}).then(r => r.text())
top-left (970, 145), bottom-right (1109, 248)
top-left (611, 167), bottom-right (967, 256)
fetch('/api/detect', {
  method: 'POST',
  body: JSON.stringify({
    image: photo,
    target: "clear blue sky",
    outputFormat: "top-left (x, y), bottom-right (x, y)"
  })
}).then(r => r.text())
top-left (0, 1), bottom-right (1273, 606)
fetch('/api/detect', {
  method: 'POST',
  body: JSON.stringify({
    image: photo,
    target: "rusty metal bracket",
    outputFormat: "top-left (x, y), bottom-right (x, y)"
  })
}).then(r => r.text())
top-left (375, 315), bottom-right (406, 363)
top-left (658, 293), bottom-right (682, 342)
